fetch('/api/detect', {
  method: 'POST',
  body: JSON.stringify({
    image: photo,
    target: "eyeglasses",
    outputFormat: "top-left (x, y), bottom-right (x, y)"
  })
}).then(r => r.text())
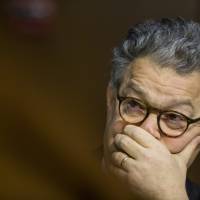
top-left (117, 95), bottom-right (200, 137)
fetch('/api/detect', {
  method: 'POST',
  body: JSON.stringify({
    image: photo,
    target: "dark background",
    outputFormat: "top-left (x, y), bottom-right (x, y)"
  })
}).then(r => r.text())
top-left (0, 0), bottom-right (200, 199)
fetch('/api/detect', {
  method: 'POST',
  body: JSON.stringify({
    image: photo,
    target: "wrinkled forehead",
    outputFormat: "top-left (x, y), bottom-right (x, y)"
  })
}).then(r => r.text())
top-left (119, 57), bottom-right (200, 112)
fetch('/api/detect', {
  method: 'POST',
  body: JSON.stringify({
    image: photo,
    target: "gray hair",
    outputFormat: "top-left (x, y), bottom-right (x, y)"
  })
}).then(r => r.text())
top-left (111, 17), bottom-right (200, 89)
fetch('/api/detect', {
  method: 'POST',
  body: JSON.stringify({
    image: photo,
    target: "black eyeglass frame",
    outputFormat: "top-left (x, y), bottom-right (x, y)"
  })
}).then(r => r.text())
top-left (117, 95), bottom-right (200, 138)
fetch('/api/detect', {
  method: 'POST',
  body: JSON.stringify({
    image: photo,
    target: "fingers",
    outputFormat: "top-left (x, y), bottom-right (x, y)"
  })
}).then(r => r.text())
top-left (114, 134), bottom-right (146, 159)
top-left (111, 151), bottom-right (136, 172)
top-left (177, 136), bottom-right (200, 168)
top-left (108, 161), bottom-right (128, 180)
top-left (124, 125), bottom-right (162, 149)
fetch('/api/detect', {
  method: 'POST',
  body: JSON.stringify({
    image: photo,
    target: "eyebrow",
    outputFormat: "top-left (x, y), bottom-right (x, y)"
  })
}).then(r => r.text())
top-left (121, 81), bottom-right (149, 100)
top-left (121, 81), bottom-right (194, 111)
top-left (124, 82), bottom-right (146, 97)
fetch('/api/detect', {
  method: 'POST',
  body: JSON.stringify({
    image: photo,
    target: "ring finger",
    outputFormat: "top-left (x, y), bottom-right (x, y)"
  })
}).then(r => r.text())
top-left (112, 151), bottom-right (136, 172)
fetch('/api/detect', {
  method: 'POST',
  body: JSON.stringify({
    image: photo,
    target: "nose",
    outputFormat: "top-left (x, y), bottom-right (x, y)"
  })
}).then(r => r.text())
top-left (140, 113), bottom-right (161, 139)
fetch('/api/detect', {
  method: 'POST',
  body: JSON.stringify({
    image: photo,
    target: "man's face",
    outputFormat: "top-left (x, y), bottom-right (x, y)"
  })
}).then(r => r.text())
top-left (103, 56), bottom-right (200, 168)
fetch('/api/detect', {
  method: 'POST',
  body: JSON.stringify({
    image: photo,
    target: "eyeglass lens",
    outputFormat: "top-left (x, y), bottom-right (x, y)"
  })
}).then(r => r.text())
top-left (119, 97), bottom-right (188, 136)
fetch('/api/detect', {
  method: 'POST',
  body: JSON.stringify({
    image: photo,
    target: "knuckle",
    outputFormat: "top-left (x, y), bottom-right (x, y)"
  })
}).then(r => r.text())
top-left (115, 134), bottom-right (122, 142)
top-left (112, 152), bottom-right (121, 161)
top-left (111, 153), bottom-right (116, 163)
top-left (127, 171), bottom-right (140, 186)
top-left (117, 136), bottom-right (129, 149)
top-left (196, 136), bottom-right (200, 144)
top-left (111, 152), bottom-right (125, 166)
top-left (142, 149), bottom-right (153, 161)
top-left (125, 128), bottom-right (133, 137)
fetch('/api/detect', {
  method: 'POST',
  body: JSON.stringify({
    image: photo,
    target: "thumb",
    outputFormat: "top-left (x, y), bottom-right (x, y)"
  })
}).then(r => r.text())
top-left (176, 136), bottom-right (200, 168)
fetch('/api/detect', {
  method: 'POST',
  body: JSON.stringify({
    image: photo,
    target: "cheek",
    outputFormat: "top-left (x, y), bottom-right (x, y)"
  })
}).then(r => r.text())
top-left (162, 137), bottom-right (188, 153)
top-left (105, 120), bottom-right (125, 146)
top-left (104, 118), bottom-right (127, 154)
top-left (161, 127), bottom-right (200, 153)
top-left (104, 101), bottom-right (125, 149)
top-left (103, 119), bottom-right (126, 166)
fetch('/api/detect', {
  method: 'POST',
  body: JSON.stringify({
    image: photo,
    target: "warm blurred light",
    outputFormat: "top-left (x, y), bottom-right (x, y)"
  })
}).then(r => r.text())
top-left (5, 0), bottom-right (57, 37)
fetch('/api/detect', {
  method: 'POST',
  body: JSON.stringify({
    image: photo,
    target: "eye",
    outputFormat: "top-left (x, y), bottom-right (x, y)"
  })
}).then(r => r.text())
top-left (119, 97), bottom-right (147, 124)
top-left (122, 98), bottom-right (146, 116)
top-left (127, 99), bottom-right (143, 111)
top-left (166, 113), bottom-right (184, 122)
top-left (161, 112), bottom-right (187, 129)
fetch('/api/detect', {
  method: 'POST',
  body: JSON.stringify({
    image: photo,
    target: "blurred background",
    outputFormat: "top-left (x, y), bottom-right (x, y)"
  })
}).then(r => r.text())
top-left (0, 0), bottom-right (200, 199)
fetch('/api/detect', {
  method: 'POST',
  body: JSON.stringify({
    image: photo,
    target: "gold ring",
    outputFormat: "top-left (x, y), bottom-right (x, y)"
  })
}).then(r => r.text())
top-left (121, 156), bottom-right (129, 168)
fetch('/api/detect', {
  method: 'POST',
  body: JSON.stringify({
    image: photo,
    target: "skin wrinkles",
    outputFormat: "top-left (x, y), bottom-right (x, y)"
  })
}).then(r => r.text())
top-left (120, 81), bottom-right (194, 117)
top-left (127, 57), bottom-right (200, 97)
top-left (120, 58), bottom-right (200, 117)
top-left (103, 19), bottom-right (200, 200)
top-left (105, 56), bottom-right (200, 156)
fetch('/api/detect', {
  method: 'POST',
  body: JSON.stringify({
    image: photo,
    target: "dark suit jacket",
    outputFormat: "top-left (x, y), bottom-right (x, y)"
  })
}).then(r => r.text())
top-left (186, 179), bottom-right (200, 200)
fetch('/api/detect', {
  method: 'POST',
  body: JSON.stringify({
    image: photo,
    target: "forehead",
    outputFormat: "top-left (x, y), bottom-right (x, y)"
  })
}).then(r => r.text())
top-left (119, 57), bottom-right (200, 112)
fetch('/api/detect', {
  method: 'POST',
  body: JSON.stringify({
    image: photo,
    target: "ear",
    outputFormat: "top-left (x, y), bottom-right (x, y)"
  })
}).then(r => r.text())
top-left (106, 82), bottom-right (116, 113)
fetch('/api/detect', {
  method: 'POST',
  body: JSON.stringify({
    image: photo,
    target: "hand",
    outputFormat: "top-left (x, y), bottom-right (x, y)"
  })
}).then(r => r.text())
top-left (110, 125), bottom-right (200, 200)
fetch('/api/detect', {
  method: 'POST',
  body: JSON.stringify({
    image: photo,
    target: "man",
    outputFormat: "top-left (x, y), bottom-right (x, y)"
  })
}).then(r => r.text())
top-left (103, 18), bottom-right (200, 200)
